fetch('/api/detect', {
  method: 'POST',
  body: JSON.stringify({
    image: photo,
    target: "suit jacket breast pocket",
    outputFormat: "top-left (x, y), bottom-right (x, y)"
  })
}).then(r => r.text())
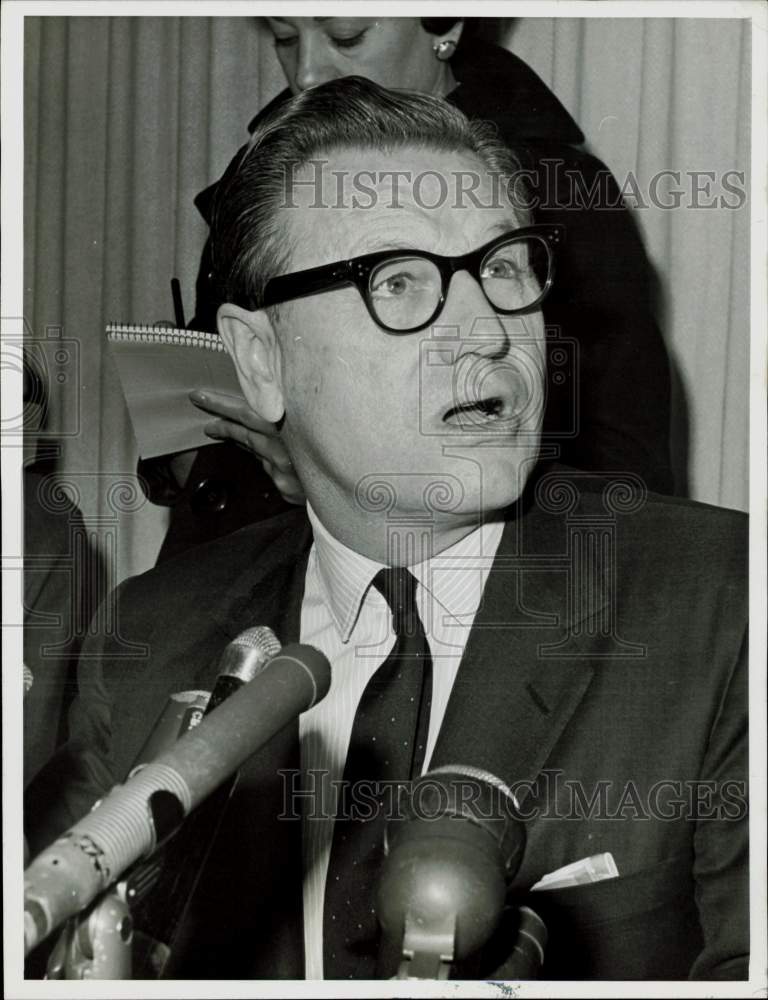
top-left (524, 852), bottom-right (704, 980)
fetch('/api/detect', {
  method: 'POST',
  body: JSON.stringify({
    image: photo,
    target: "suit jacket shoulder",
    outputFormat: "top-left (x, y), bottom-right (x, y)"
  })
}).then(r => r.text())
top-left (24, 508), bottom-right (313, 849)
top-left (118, 506), bottom-right (312, 640)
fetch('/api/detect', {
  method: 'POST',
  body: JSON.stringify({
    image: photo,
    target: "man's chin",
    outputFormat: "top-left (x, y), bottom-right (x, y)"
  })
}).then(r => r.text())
top-left (440, 446), bottom-right (539, 512)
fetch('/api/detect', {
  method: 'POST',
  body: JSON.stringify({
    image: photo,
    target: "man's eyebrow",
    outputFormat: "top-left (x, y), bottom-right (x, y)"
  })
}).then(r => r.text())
top-left (350, 240), bottom-right (422, 256)
top-left (489, 219), bottom-right (523, 236)
top-left (347, 222), bottom-right (525, 259)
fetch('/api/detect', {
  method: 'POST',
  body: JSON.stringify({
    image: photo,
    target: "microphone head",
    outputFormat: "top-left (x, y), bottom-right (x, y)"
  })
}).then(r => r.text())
top-left (218, 625), bottom-right (282, 682)
top-left (420, 764), bottom-right (525, 875)
top-left (377, 765), bottom-right (526, 964)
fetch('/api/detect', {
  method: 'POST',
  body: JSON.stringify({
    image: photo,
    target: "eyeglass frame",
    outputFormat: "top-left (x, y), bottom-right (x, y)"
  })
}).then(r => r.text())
top-left (257, 223), bottom-right (565, 334)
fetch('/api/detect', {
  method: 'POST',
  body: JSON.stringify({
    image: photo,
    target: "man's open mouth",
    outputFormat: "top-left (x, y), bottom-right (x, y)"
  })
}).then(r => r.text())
top-left (442, 396), bottom-right (507, 426)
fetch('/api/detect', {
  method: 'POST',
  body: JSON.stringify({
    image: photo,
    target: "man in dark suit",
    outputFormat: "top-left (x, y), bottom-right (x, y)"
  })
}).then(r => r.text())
top-left (26, 77), bottom-right (747, 981)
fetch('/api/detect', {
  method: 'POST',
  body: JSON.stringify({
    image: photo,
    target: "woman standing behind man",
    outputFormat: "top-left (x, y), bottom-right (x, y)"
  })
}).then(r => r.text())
top-left (145, 17), bottom-right (673, 561)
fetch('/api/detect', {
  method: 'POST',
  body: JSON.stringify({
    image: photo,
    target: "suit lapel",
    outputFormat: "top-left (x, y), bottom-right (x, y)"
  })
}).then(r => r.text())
top-left (431, 497), bottom-right (602, 801)
top-left (211, 515), bottom-right (313, 646)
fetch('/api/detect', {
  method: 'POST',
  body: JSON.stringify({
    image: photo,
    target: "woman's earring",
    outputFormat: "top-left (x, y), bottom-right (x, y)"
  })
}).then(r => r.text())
top-left (433, 39), bottom-right (457, 61)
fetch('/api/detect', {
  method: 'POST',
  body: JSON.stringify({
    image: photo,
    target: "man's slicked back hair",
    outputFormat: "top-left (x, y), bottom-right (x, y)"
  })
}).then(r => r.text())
top-left (210, 76), bottom-right (523, 311)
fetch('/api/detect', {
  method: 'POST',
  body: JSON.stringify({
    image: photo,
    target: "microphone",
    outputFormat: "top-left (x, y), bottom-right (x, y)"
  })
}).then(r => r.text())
top-left (124, 625), bottom-right (284, 974)
top-left (487, 905), bottom-right (547, 981)
top-left (35, 627), bottom-right (284, 977)
top-left (204, 625), bottom-right (282, 713)
top-left (130, 626), bottom-right (281, 768)
top-left (375, 764), bottom-right (529, 980)
top-left (23, 642), bottom-right (331, 955)
top-left (129, 690), bottom-right (211, 771)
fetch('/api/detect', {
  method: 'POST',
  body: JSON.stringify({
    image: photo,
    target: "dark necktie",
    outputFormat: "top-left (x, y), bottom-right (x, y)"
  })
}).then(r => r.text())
top-left (322, 567), bottom-right (433, 979)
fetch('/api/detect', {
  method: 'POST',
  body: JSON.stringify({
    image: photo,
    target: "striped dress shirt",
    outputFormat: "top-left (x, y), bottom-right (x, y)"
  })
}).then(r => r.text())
top-left (298, 503), bottom-right (504, 979)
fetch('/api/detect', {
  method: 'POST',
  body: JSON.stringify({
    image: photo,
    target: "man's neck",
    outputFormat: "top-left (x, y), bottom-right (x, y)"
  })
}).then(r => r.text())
top-left (304, 492), bottom-right (498, 567)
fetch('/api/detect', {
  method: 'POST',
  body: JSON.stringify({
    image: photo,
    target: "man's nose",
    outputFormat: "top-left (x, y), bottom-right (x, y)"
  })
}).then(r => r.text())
top-left (294, 38), bottom-right (337, 91)
top-left (447, 271), bottom-right (511, 360)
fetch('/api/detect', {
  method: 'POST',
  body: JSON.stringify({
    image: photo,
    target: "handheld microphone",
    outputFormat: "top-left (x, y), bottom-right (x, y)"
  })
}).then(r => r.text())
top-left (130, 626), bottom-right (281, 769)
top-left (204, 625), bottom-right (282, 713)
top-left (23, 642), bottom-right (331, 955)
top-left (376, 764), bottom-right (528, 980)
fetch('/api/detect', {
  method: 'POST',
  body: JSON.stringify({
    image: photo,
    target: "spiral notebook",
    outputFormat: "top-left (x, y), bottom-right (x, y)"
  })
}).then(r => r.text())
top-left (106, 323), bottom-right (242, 459)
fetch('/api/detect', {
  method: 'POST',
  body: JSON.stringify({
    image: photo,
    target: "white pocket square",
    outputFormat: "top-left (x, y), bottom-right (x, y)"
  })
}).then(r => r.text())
top-left (531, 852), bottom-right (619, 891)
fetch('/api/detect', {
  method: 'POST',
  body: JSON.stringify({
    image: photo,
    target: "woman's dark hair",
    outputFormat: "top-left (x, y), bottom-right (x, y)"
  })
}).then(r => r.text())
top-left (420, 18), bottom-right (460, 35)
top-left (420, 18), bottom-right (477, 42)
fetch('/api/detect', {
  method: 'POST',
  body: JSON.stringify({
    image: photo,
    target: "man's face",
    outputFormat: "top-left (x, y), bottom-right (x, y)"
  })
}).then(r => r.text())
top-left (272, 146), bottom-right (546, 531)
top-left (265, 17), bottom-right (450, 95)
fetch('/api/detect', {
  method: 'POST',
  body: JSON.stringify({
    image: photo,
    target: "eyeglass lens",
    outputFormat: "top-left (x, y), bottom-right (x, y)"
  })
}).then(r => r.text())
top-left (367, 236), bottom-right (548, 331)
top-left (369, 258), bottom-right (441, 330)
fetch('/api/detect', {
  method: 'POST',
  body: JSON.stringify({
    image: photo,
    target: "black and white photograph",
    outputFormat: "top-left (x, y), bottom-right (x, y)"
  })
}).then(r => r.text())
top-left (2, 1), bottom-right (766, 995)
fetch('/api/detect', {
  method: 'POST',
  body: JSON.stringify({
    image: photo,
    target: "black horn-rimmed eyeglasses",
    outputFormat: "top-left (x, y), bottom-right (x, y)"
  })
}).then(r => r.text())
top-left (258, 224), bottom-right (564, 334)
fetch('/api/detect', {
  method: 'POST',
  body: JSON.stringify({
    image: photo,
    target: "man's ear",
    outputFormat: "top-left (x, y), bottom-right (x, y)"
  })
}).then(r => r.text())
top-left (217, 303), bottom-right (285, 423)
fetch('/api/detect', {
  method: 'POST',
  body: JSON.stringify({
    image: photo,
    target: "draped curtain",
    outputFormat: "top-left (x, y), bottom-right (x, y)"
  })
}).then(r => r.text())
top-left (505, 17), bottom-right (750, 509)
top-left (22, 16), bottom-right (750, 586)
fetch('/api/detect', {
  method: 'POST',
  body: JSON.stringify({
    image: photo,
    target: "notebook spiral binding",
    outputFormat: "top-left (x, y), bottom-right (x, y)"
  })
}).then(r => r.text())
top-left (106, 323), bottom-right (226, 352)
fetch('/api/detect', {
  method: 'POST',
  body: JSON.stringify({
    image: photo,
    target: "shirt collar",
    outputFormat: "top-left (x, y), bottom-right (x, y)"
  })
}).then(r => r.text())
top-left (307, 503), bottom-right (385, 642)
top-left (307, 503), bottom-right (504, 643)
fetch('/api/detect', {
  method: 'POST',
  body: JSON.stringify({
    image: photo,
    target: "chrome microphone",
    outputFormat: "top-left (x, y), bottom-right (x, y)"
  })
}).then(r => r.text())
top-left (204, 624), bottom-right (282, 712)
top-left (130, 625), bottom-right (281, 768)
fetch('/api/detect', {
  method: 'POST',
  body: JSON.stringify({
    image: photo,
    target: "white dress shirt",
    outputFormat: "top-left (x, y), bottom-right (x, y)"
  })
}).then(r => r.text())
top-left (298, 503), bottom-right (504, 979)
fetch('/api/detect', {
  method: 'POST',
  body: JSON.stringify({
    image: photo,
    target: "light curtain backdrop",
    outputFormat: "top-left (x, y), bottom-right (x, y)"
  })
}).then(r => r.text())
top-left (23, 16), bottom-right (750, 586)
